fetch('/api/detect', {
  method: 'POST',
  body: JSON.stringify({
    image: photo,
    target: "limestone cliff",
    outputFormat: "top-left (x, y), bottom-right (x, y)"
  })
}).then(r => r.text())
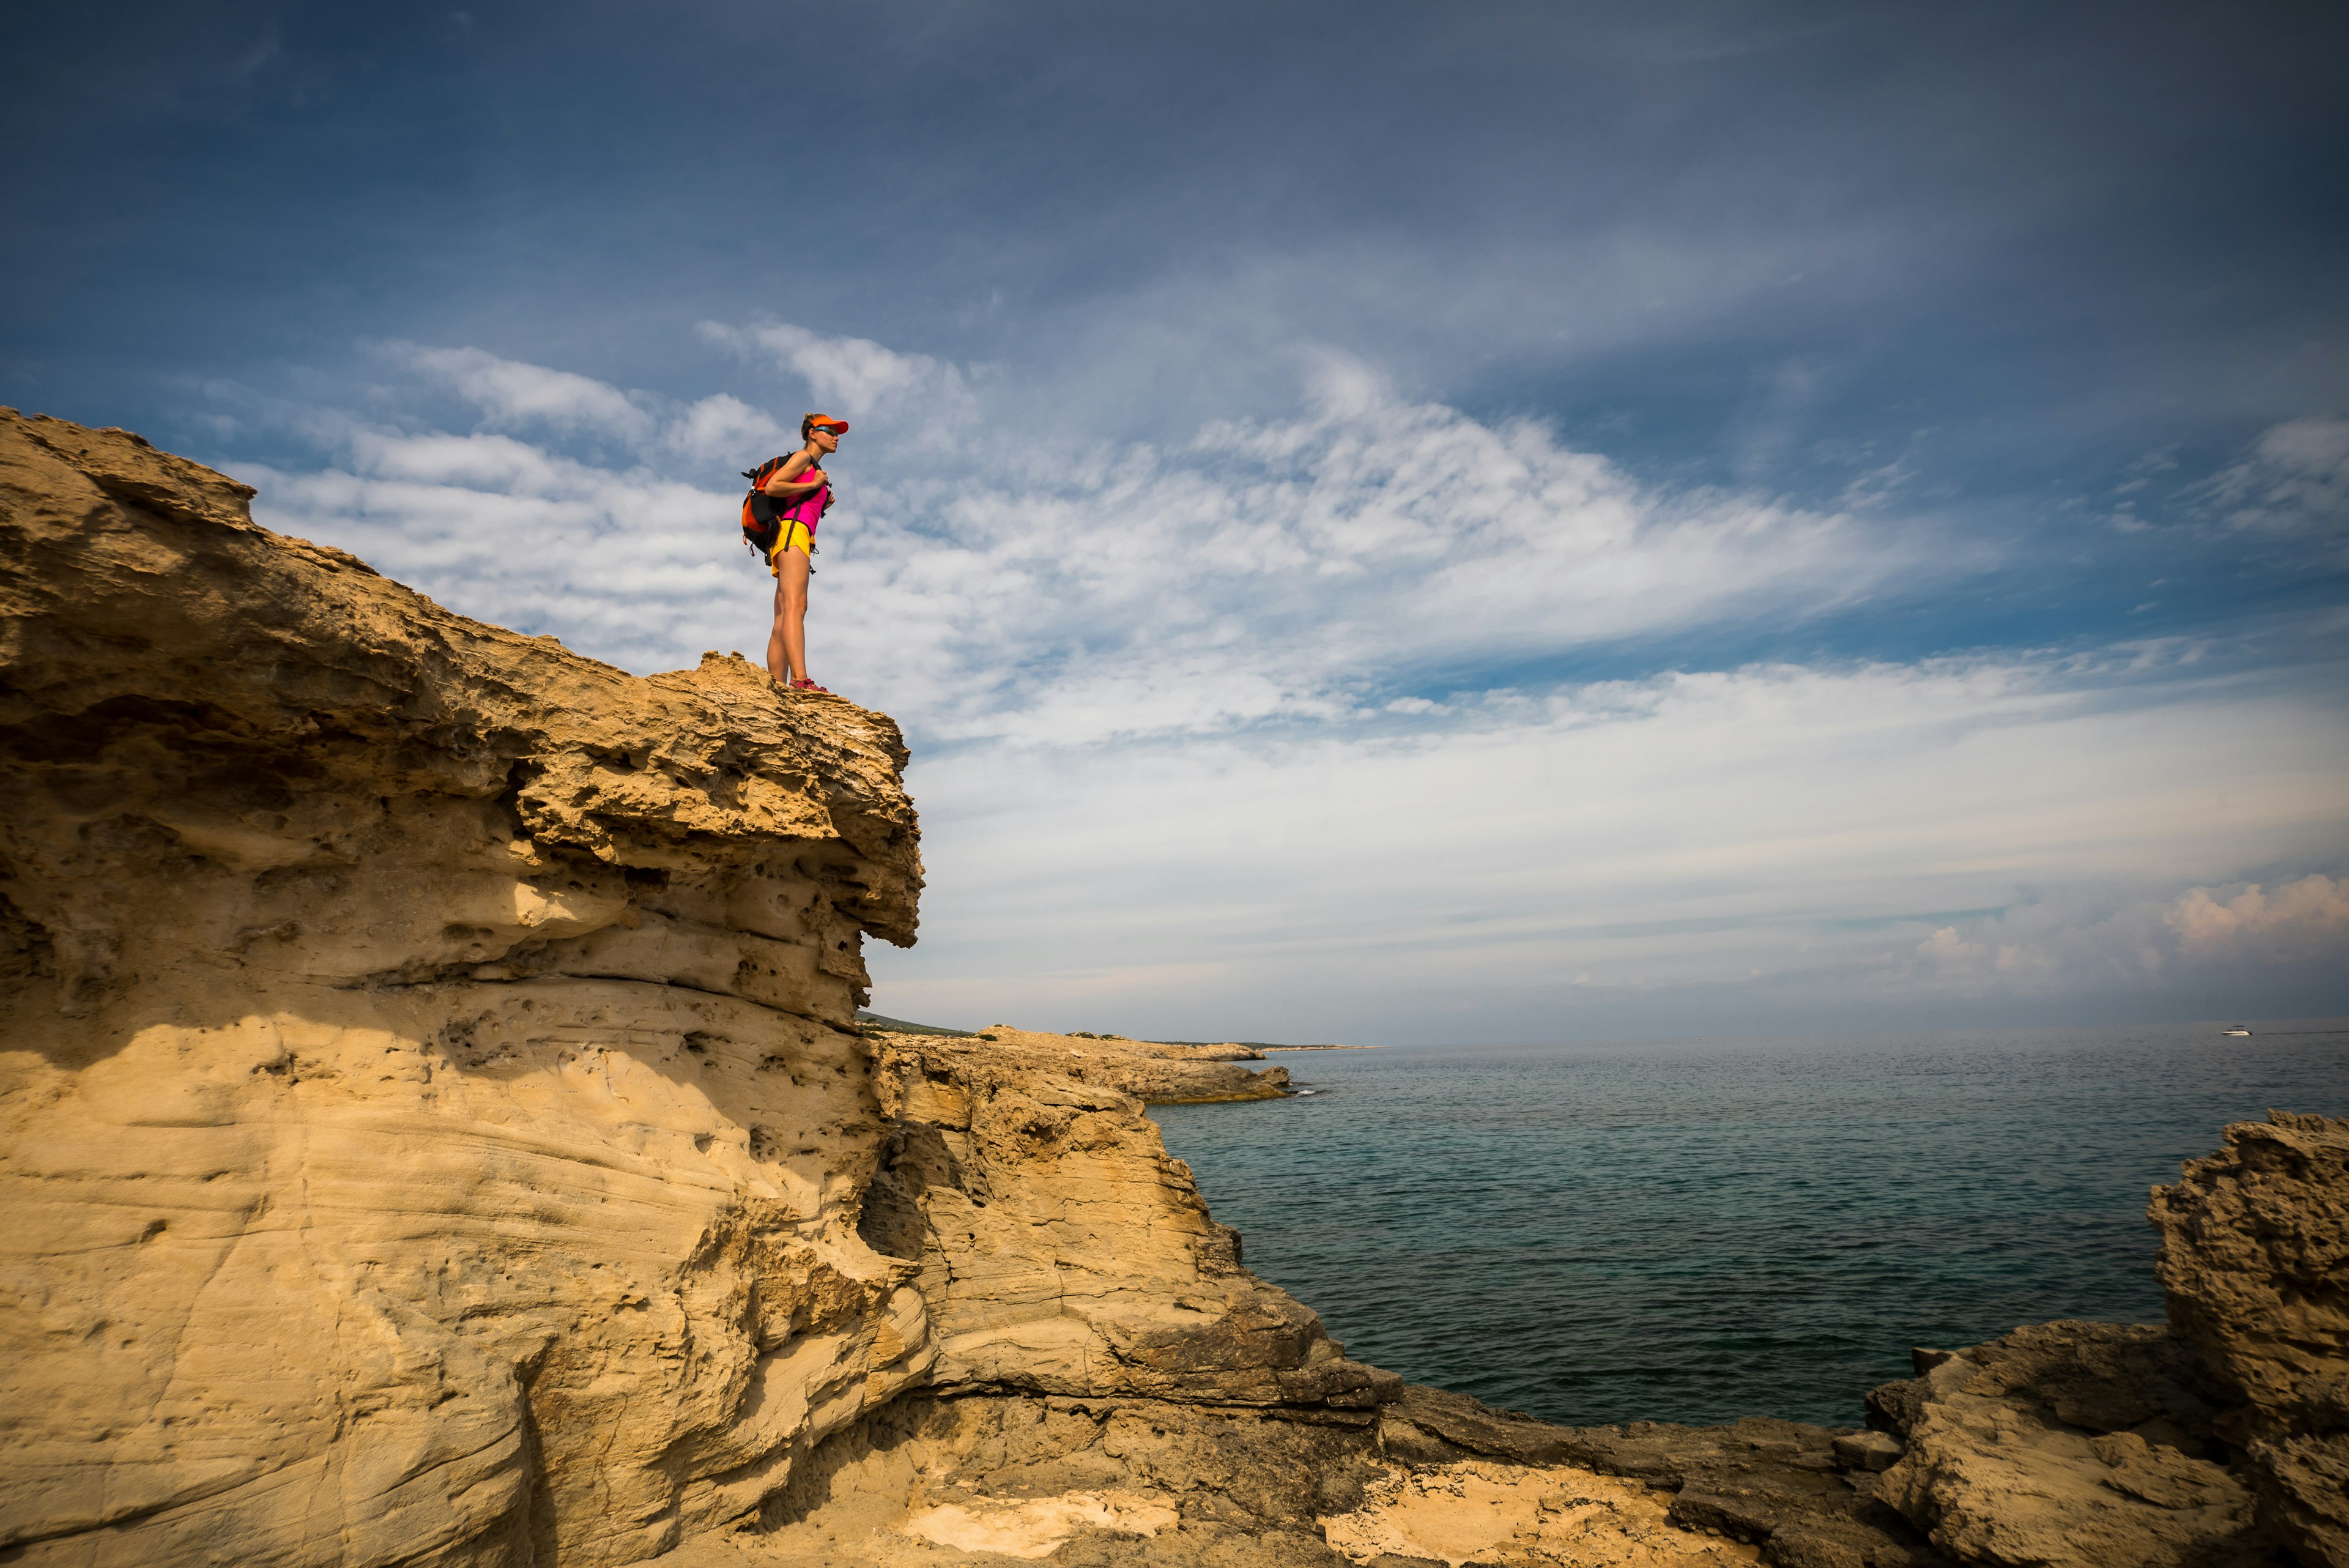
top-left (0, 412), bottom-right (1368, 1567)
top-left (859, 1027), bottom-right (1383, 1407)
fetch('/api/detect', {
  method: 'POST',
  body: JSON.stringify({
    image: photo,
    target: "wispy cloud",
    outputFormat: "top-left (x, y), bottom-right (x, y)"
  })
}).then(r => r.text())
top-left (226, 329), bottom-right (2349, 1039)
top-left (388, 341), bottom-right (656, 444)
top-left (251, 332), bottom-right (1935, 749)
top-left (699, 321), bottom-right (976, 426)
top-left (2200, 415), bottom-right (2349, 539)
top-left (877, 648), bottom-right (2349, 1037)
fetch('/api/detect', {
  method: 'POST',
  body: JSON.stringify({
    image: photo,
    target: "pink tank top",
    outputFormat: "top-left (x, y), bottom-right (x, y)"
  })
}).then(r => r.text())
top-left (777, 472), bottom-right (832, 533)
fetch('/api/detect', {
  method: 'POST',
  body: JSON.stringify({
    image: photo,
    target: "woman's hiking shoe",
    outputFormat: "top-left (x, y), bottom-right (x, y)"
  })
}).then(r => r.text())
top-left (789, 678), bottom-right (830, 694)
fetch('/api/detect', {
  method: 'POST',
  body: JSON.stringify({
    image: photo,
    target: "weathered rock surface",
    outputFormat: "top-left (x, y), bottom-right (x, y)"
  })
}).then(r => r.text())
top-left (641, 1381), bottom-right (1961, 1567)
top-left (2154, 1111), bottom-right (2349, 1568)
top-left (0, 410), bottom-right (939, 1565)
top-left (0, 413), bottom-right (1364, 1567)
top-left (670, 1392), bottom-right (1392, 1567)
top-left (859, 1028), bottom-right (1389, 1408)
top-left (869, 1025), bottom-right (1291, 1105)
top-left (1381, 1384), bottom-right (1954, 1567)
top-left (1861, 1115), bottom-right (2349, 1568)
top-left (1870, 1325), bottom-right (2256, 1568)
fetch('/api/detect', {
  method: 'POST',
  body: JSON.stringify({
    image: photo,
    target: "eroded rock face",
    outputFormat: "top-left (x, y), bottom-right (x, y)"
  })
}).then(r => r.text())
top-left (0, 414), bottom-right (1395, 1568)
top-left (1, 412), bottom-right (939, 1566)
top-left (1382, 1386), bottom-right (1954, 1567)
top-left (2153, 1111), bottom-right (2349, 1567)
top-left (859, 1029), bottom-right (1393, 1408)
top-left (1870, 1325), bottom-right (2255, 1568)
top-left (1856, 1115), bottom-right (2349, 1568)
top-left (656, 1384), bottom-right (1954, 1568)
top-left (11, 415), bottom-right (2342, 1568)
top-left (667, 1392), bottom-right (1392, 1567)
top-left (869, 1025), bottom-right (1293, 1105)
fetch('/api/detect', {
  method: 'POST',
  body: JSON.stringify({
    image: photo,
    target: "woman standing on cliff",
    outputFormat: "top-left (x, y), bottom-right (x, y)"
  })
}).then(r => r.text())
top-left (740, 415), bottom-right (847, 693)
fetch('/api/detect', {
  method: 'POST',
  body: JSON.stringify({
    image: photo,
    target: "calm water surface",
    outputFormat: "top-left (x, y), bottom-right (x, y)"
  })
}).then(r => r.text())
top-left (1147, 1020), bottom-right (2349, 1429)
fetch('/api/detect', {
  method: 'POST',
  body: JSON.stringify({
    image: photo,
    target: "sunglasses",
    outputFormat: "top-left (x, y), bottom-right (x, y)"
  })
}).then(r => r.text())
top-left (811, 425), bottom-right (845, 437)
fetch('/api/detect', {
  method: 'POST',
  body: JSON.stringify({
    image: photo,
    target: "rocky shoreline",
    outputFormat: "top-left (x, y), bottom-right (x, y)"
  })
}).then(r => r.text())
top-left (2, 411), bottom-right (2343, 1568)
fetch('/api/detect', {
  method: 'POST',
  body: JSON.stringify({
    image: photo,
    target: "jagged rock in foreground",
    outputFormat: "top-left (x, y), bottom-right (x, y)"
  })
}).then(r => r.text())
top-left (0, 412), bottom-right (1368, 1567)
top-left (659, 1388), bottom-right (1939, 1567)
top-left (1869, 1325), bottom-right (2254, 1568)
top-left (1865, 1111), bottom-right (2349, 1568)
top-left (0, 410), bottom-right (930, 1566)
top-left (2155, 1112), bottom-right (2349, 1567)
top-left (858, 1027), bottom-right (1379, 1408)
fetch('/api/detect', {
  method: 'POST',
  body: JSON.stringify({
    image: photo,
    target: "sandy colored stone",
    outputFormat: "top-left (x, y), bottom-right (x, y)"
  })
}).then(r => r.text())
top-left (664, 1391), bottom-right (1384, 1567)
top-left (866, 1024), bottom-right (1291, 1104)
top-left (1319, 1459), bottom-right (1763, 1567)
top-left (1877, 1383), bottom-right (2252, 1568)
top-left (677, 1394), bottom-right (1795, 1568)
top-left (1868, 1325), bottom-right (2262, 1568)
top-left (860, 1029), bottom-right (1392, 1408)
top-left (12, 414), bottom-right (2340, 1568)
top-left (2153, 1111), bottom-right (2349, 1567)
top-left (0, 411), bottom-right (939, 1565)
top-left (0, 414), bottom-right (1390, 1568)
top-left (897, 1491), bottom-right (1181, 1558)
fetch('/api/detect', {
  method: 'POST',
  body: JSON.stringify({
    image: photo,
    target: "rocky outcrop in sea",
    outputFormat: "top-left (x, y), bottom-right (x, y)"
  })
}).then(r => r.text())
top-left (2, 411), bottom-right (2341, 1567)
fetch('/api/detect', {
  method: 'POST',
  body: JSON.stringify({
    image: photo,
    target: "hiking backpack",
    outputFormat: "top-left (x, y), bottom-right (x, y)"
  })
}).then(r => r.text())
top-left (741, 456), bottom-right (792, 537)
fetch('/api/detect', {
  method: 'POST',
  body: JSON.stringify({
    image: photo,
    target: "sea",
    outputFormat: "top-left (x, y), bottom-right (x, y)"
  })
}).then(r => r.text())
top-left (1145, 1019), bottom-right (2349, 1432)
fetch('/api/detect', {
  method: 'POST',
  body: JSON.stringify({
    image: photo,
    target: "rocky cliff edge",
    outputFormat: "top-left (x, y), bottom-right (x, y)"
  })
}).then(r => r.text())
top-left (0, 411), bottom-right (1382, 1568)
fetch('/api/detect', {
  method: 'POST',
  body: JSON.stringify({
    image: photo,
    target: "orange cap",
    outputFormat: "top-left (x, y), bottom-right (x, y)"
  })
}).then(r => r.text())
top-left (803, 414), bottom-right (849, 436)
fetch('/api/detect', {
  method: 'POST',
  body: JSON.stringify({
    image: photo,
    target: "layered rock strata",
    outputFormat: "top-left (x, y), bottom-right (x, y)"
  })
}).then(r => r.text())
top-left (865, 1024), bottom-right (1293, 1104)
top-left (660, 1386), bottom-right (1948, 1568)
top-left (0, 410), bottom-right (931, 1566)
top-left (0, 413), bottom-right (1365, 1567)
top-left (858, 1027), bottom-right (1382, 1407)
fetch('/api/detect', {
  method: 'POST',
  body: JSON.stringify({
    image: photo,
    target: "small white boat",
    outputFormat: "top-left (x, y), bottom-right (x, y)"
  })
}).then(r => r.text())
top-left (2220, 1025), bottom-right (2252, 1036)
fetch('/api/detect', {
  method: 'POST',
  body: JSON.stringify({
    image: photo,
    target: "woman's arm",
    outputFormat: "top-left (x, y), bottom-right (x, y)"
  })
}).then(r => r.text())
top-left (763, 450), bottom-right (826, 497)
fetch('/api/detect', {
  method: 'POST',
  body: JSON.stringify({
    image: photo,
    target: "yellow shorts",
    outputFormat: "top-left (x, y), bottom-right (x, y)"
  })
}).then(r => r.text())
top-left (765, 519), bottom-right (814, 574)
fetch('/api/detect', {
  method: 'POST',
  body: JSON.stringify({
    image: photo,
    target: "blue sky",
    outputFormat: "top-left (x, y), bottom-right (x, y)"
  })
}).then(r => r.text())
top-left (6, 1), bottom-right (2345, 1041)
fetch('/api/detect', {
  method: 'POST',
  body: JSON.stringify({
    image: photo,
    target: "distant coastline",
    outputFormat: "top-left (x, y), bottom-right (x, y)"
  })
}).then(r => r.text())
top-left (855, 1011), bottom-right (1372, 1053)
top-left (1152, 1039), bottom-right (1376, 1052)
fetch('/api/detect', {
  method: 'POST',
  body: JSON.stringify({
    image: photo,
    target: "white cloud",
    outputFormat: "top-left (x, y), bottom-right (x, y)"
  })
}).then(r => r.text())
top-left (698, 321), bottom-right (975, 425)
top-left (667, 393), bottom-right (792, 465)
top-left (870, 652), bottom-right (2349, 1037)
top-left (223, 332), bottom-right (2349, 1040)
top-left (388, 342), bottom-right (655, 444)
top-left (2167, 874), bottom-right (2349, 960)
top-left (252, 339), bottom-right (1931, 754)
top-left (2201, 415), bottom-right (2349, 536)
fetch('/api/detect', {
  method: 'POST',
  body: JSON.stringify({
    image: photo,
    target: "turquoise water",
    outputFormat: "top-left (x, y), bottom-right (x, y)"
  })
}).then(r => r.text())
top-left (1147, 1020), bottom-right (2349, 1430)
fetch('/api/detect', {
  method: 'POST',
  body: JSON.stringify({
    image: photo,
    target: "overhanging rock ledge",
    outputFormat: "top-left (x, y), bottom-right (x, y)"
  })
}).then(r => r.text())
top-left (0, 410), bottom-right (1386, 1567)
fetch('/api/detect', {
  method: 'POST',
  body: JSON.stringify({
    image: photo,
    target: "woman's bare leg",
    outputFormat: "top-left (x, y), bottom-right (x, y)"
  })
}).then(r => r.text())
top-left (766, 547), bottom-right (811, 685)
